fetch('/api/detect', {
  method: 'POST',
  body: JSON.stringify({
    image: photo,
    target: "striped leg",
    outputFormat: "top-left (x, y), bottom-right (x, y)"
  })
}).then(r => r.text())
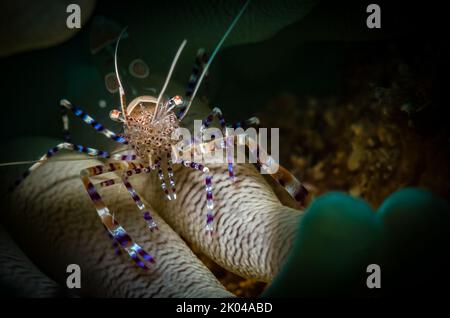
top-left (166, 153), bottom-right (177, 200)
top-left (155, 158), bottom-right (172, 200)
top-left (230, 116), bottom-right (260, 130)
top-left (110, 153), bottom-right (137, 161)
top-left (80, 162), bottom-right (155, 268)
top-left (179, 160), bottom-right (215, 235)
top-left (104, 227), bottom-right (121, 255)
top-left (199, 107), bottom-right (234, 181)
top-left (60, 99), bottom-right (128, 144)
top-left (179, 133), bottom-right (308, 206)
top-left (121, 164), bottom-right (158, 230)
top-left (238, 134), bottom-right (309, 205)
top-left (176, 48), bottom-right (208, 119)
top-left (184, 49), bottom-right (208, 100)
top-left (224, 115), bottom-right (307, 204)
top-left (12, 142), bottom-right (110, 189)
top-left (225, 130), bottom-right (235, 182)
top-left (199, 107), bottom-right (260, 182)
top-left (200, 107), bottom-right (260, 132)
top-left (93, 163), bottom-right (158, 230)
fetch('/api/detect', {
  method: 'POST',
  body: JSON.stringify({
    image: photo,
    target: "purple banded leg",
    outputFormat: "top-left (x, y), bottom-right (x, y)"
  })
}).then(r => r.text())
top-left (177, 48), bottom-right (208, 118)
top-left (95, 164), bottom-right (159, 229)
top-left (230, 117), bottom-right (260, 130)
top-left (60, 99), bottom-right (128, 144)
top-left (227, 163), bottom-right (235, 181)
top-left (121, 166), bottom-right (159, 230)
top-left (80, 162), bottom-right (155, 268)
top-left (99, 179), bottom-right (117, 188)
top-left (241, 134), bottom-right (309, 205)
top-left (11, 142), bottom-right (110, 190)
top-left (111, 153), bottom-right (137, 161)
top-left (220, 113), bottom-right (261, 182)
top-left (199, 107), bottom-right (225, 131)
top-left (181, 160), bottom-right (215, 235)
top-left (104, 226), bottom-right (121, 255)
top-left (155, 159), bottom-right (171, 200)
top-left (166, 153), bottom-right (177, 200)
top-left (185, 48), bottom-right (208, 99)
top-left (225, 130), bottom-right (235, 182)
top-left (199, 107), bottom-right (236, 181)
top-left (200, 107), bottom-right (260, 133)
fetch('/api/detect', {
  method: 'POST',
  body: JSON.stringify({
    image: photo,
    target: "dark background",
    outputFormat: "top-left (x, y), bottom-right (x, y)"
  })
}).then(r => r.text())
top-left (0, 0), bottom-right (446, 142)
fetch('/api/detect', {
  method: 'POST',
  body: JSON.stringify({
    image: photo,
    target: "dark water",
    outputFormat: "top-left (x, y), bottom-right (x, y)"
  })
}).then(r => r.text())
top-left (2, 0), bottom-right (447, 197)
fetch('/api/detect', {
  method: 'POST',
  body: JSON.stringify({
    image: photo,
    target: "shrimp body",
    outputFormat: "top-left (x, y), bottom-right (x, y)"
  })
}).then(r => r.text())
top-left (121, 96), bottom-right (179, 164)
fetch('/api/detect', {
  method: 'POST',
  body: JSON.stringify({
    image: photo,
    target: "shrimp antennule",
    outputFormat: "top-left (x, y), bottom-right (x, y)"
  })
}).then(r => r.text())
top-left (179, 0), bottom-right (250, 121)
top-left (153, 40), bottom-right (187, 122)
top-left (114, 27), bottom-right (129, 123)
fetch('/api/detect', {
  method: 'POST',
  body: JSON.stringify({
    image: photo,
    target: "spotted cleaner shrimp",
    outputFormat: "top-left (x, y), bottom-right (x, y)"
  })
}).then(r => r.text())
top-left (4, 0), bottom-right (308, 269)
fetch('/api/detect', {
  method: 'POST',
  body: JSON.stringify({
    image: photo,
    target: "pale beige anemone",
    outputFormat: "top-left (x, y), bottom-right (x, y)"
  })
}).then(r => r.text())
top-left (1, 93), bottom-right (304, 297)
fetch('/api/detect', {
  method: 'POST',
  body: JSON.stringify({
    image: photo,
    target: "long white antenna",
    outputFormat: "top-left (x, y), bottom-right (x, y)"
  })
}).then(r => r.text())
top-left (115, 28), bottom-right (128, 122)
top-left (179, 0), bottom-right (250, 121)
top-left (153, 39), bottom-right (187, 123)
top-left (0, 156), bottom-right (108, 167)
top-left (0, 148), bottom-right (132, 168)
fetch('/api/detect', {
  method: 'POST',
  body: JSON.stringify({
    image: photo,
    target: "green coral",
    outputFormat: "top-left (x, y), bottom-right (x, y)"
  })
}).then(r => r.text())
top-left (266, 189), bottom-right (450, 297)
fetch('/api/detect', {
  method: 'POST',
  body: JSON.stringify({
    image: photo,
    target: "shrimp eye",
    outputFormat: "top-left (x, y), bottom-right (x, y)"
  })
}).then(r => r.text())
top-left (172, 95), bottom-right (183, 106)
top-left (110, 109), bottom-right (124, 122)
